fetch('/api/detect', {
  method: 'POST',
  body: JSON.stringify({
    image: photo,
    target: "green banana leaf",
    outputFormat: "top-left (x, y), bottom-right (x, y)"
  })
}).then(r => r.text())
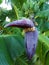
top-left (0, 34), bottom-right (49, 65)
top-left (0, 35), bottom-right (14, 65)
top-left (0, 34), bottom-right (24, 65)
top-left (36, 34), bottom-right (49, 65)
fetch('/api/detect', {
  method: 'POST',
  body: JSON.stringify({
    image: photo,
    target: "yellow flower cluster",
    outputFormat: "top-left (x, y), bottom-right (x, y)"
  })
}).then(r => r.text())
top-left (24, 27), bottom-right (36, 33)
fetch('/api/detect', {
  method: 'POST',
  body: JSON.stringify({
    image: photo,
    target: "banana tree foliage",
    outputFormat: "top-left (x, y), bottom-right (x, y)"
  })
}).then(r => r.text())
top-left (0, 0), bottom-right (49, 65)
top-left (0, 34), bottom-right (49, 65)
top-left (0, 0), bottom-right (49, 34)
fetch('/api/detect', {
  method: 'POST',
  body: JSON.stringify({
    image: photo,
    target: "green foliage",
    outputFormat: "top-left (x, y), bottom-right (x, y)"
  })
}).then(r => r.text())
top-left (4, 35), bottom-right (24, 61)
top-left (0, 34), bottom-right (49, 65)
top-left (0, 0), bottom-right (49, 65)
top-left (0, 0), bottom-right (2, 3)
top-left (0, 35), bottom-right (14, 65)
top-left (11, 0), bottom-right (26, 8)
top-left (0, 35), bottom-right (24, 65)
top-left (36, 34), bottom-right (49, 65)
